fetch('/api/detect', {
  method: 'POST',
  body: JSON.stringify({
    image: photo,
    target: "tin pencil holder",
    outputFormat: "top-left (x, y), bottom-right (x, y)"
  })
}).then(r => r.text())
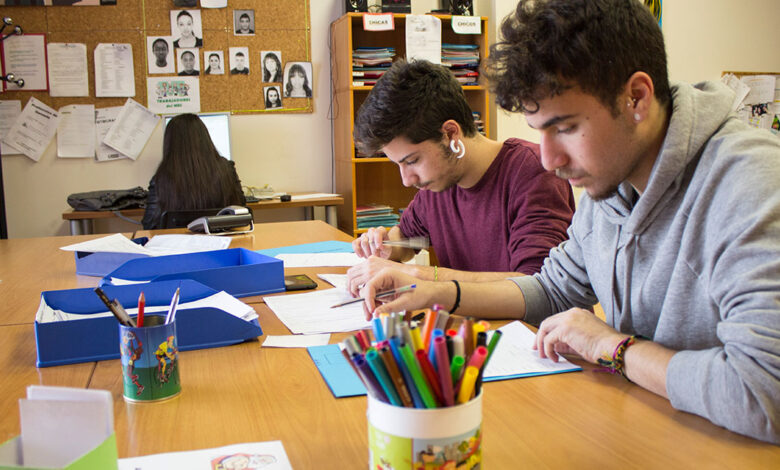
top-left (119, 315), bottom-right (181, 403)
top-left (366, 392), bottom-right (483, 469)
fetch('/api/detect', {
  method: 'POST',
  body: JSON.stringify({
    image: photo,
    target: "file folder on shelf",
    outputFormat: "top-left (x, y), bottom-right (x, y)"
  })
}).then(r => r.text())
top-left (99, 248), bottom-right (284, 298)
top-left (73, 237), bottom-right (149, 277)
top-left (35, 280), bottom-right (263, 367)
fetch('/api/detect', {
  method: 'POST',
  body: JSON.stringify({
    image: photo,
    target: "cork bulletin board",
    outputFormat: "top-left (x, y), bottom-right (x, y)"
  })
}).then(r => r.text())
top-left (0, 0), bottom-right (312, 114)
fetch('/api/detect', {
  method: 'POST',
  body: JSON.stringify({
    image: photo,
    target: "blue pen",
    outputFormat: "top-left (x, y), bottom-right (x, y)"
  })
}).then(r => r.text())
top-left (429, 329), bottom-right (444, 370)
top-left (389, 337), bottom-right (424, 408)
top-left (372, 317), bottom-right (385, 342)
top-left (366, 349), bottom-right (401, 406)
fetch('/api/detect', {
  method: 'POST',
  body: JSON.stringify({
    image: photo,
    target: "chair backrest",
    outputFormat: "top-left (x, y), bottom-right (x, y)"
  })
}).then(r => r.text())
top-left (159, 209), bottom-right (222, 229)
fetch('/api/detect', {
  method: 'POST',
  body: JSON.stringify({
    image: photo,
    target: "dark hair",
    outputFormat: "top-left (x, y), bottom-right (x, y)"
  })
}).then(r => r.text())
top-left (235, 51), bottom-right (245, 57)
top-left (153, 114), bottom-right (244, 213)
top-left (152, 38), bottom-right (168, 50)
top-left (265, 87), bottom-right (281, 108)
top-left (181, 50), bottom-right (195, 60)
top-left (176, 10), bottom-right (193, 22)
top-left (354, 60), bottom-right (477, 155)
top-left (208, 53), bottom-right (219, 61)
top-left (485, 0), bottom-right (671, 115)
top-left (239, 13), bottom-right (250, 21)
top-left (285, 63), bottom-right (312, 98)
top-left (263, 53), bottom-right (282, 82)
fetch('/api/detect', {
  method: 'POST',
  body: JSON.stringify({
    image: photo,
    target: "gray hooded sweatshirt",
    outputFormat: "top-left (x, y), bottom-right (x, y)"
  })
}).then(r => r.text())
top-left (512, 81), bottom-right (780, 443)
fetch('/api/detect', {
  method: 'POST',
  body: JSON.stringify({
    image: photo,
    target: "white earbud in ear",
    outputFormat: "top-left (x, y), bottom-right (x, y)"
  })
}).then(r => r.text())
top-left (450, 139), bottom-right (465, 159)
top-left (634, 113), bottom-right (641, 122)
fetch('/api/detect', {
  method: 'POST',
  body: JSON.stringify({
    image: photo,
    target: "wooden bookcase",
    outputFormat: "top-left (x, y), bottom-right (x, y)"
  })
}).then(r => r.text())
top-left (331, 13), bottom-right (490, 237)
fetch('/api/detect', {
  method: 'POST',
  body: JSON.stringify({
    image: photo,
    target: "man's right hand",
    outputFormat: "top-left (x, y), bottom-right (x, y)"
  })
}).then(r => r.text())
top-left (352, 227), bottom-right (392, 259)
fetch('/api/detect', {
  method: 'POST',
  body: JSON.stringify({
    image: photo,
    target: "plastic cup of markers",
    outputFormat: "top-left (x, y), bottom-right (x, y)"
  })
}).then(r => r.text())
top-left (119, 315), bottom-right (181, 403)
top-left (367, 391), bottom-right (483, 469)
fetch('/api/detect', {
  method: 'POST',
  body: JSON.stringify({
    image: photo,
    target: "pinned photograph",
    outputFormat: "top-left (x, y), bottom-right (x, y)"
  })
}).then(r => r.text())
top-left (229, 47), bottom-right (250, 75)
top-left (177, 48), bottom-right (200, 76)
top-left (283, 61), bottom-right (313, 98)
top-left (147, 36), bottom-right (174, 74)
top-left (204, 50), bottom-right (224, 75)
top-left (261, 51), bottom-right (282, 83)
top-left (233, 10), bottom-right (255, 35)
top-left (264, 85), bottom-right (282, 109)
top-left (170, 9), bottom-right (203, 48)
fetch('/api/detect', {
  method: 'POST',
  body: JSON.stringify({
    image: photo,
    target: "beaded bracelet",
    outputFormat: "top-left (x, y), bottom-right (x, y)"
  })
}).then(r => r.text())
top-left (596, 335), bottom-right (639, 381)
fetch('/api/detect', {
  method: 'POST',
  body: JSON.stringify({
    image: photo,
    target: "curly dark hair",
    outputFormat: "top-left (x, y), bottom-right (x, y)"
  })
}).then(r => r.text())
top-left (354, 60), bottom-right (477, 155)
top-left (484, 0), bottom-right (671, 116)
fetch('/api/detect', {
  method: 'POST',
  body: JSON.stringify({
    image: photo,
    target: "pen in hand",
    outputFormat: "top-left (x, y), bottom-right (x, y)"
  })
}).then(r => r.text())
top-left (380, 237), bottom-right (429, 250)
top-left (330, 284), bottom-right (416, 309)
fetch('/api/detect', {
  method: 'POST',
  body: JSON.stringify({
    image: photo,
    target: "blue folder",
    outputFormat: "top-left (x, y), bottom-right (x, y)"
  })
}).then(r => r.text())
top-left (35, 280), bottom-right (263, 367)
top-left (73, 237), bottom-right (149, 277)
top-left (307, 344), bottom-right (367, 398)
top-left (99, 248), bottom-right (284, 298)
top-left (255, 240), bottom-right (354, 258)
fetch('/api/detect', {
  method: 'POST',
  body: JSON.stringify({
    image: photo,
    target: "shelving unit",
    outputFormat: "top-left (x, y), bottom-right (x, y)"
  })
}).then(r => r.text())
top-left (331, 13), bottom-right (490, 237)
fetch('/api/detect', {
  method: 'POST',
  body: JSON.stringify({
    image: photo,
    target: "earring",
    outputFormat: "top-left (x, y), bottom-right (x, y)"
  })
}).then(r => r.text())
top-left (634, 113), bottom-right (641, 122)
top-left (450, 139), bottom-right (465, 159)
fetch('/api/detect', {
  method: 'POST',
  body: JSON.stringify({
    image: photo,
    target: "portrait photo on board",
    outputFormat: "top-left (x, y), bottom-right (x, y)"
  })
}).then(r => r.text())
top-left (177, 48), bottom-right (200, 76)
top-left (283, 61), bottom-right (313, 98)
top-left (234, 10), bottom-right (255, 35)
top-left (147, 36), bottom-right (175, 74)
top-left (264, 85), bottom-right (283, 109)
top-left (204, 50), bottom-right (224, 75)
top-left (170, 9), bottom-right (203, 48)
top-left (261, 51), bottom-right (282, 83)
top-left (229, 47), bottom-right (250, 75)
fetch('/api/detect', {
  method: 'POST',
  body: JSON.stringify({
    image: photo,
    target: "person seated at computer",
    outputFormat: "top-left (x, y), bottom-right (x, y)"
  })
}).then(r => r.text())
top-left (142, 113), bottom-right (246, 230)
top-left (347, 59), bottom-right (576, 296)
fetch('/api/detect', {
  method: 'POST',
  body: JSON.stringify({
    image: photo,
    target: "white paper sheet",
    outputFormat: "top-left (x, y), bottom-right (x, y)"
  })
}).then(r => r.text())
top-left (57, 104), bottom-right (96, 158)
top-left (720, 73), bottom-right (751, 112)
top-left (276, 252), bottom-right (362, 267)
top-left (483, 321), bottom-right (581, 379)
top-left (741, 75), bottom-right (776, 105)
top-left (102, 98), bottom-right (159, 160)
top-left (47, 43), bottom-right (89, 97)
top-left (118, 441), bottom-right (293, 470)
top-left (290, 192), bottom-right (341, 200)
top-left (94, 43), bottom-right (135, 97)
top-left (0, 100), bottom-right (23, 155)
top-left (19, 387), bottom-right (112, 468)
top-left (265, 288), bottom-right (371, 335)
top-left (146, 76), bottom-right (201, 115)
top-left (263, 334), bottom-right (331, 348)
top-left (95, 106), bottom-right (130, 161)
top-left (3, 97), bottom-right (60, 162)
top-left (406, 15), bottom-right (442, 64)
top-left (1, 34), bottom-right (48, 91)
top-left (317, 273), bottom-right (348, 291)
top-left (59, 233), bottom-right (230, 257)
top-left (200, 0), bottom-right (228, 7)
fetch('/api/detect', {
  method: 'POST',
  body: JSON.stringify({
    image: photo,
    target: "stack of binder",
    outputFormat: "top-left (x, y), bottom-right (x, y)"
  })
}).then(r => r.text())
top-left (352, 47), bottom-right (395, 87)
top-left (442, 44), bottom-right (480, 86)
top-left (356, 204), bottom-right (400, 229)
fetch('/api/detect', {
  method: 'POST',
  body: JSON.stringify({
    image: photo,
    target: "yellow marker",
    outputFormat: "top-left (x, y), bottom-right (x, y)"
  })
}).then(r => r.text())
top-left (478, 320), bottom-right (490, 331)
top-left (410, 325), bottom-right (424, 351)
top-left (457, 366), bottom-right (479, 404)
top-left (472, 323), bottom-right (486, 350)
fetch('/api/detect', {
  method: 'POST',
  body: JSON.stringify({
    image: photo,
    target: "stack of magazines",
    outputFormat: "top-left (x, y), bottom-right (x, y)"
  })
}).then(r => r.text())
top-left (356, 204), bottom-right (400, 229)
top-left (352, 47), bottom-right (395, 87)
top-left (442, 43), bottom-right (480, 86)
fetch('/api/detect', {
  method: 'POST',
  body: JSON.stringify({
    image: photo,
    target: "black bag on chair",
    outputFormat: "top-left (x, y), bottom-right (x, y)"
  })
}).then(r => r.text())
top-left (67, 187), bottom-right (148, 211)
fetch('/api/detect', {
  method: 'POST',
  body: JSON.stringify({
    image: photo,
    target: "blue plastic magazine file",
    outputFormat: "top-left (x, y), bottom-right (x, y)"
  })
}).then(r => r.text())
top-left (99, 248), bottom-right (284, 298)
top-left (307, 344), bottom-right (366, 398)
top-left (308, 321), bottom-right (582, 398)
top-left (73, 237), bottom-right (149, 277)
top-left (255, 240), bottom-right (354, 258)
top-left (35, 280), bottom-right (263, 367)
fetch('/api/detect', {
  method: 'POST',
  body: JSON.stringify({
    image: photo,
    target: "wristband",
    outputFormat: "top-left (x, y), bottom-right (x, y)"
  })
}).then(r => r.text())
top-left (596, 335), bottom-right (639, 381)
top-left (433, 265), bottom-right (438, 281)
top-left (450, 280), bottom-right (461, 314)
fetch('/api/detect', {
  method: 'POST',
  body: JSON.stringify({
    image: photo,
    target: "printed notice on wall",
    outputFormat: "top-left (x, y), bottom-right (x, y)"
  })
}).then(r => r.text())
top-left (95, 106), bottom-right (130, 162)
top-left (146, 76), bottom-right (200, 115)
top-left (405, 15), bottom-right (441, 64)
top-left (363, 13), bottom-right (394, 31)
top-left (102, 99), bottom-right (159, 160)
top-left (47, 43), bottom-right (89, 97)
top-left (451, 16), bottom-right (481, 34)
top-left (57, 104), bottom-right (96, 158)
top-left (95, 43), bottom-right (135, 97)
top-left (2, 34), bottom-right (48, 91)
top-left (0, 100), bottom-right (23, 155)
top-left (3, 97), bottom-right (60, 162)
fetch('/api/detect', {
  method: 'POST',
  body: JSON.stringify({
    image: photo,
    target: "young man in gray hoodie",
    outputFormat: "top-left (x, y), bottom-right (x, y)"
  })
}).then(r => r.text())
top-left (359, 0), bottom-right (780, 444)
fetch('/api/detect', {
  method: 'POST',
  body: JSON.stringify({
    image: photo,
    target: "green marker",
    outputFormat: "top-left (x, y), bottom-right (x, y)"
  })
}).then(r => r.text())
top-left (450, 355), bottom-right (465, 385)
top-left (400, 343), bottom-right (437, 408)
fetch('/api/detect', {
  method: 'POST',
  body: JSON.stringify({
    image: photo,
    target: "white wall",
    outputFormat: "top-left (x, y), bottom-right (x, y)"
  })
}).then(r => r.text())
top-left (2, 0), bottom-right (777, 238)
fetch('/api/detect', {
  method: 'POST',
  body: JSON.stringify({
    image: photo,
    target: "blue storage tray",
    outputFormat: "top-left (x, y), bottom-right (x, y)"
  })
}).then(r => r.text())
top-left (100, 248), bottom-right (284, 297)
top-left (35, 280), bottom-right (263, 367)
top-left (73, 237), bottom-right (149, 277)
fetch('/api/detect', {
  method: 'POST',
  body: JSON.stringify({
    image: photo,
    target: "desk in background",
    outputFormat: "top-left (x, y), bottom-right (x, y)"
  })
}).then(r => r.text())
top-left (62, 193), bottom-right (344, 235)
top-left (2, 221), bottom-right (779, 468)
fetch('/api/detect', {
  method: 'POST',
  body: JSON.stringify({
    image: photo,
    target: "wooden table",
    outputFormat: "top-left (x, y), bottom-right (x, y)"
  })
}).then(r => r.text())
top-left (2, 221), bottom-right (779, 468)
top-left (62, 193), bottom-right (344, 235)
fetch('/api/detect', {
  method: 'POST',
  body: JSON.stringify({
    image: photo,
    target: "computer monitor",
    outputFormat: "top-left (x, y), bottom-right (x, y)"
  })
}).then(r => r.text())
top-left (164, 113), bottom-right (232, 160)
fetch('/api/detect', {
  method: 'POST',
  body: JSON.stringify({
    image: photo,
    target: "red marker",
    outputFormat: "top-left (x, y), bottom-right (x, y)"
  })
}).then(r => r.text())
top-left (137, 292), bottom-right (145, 327)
